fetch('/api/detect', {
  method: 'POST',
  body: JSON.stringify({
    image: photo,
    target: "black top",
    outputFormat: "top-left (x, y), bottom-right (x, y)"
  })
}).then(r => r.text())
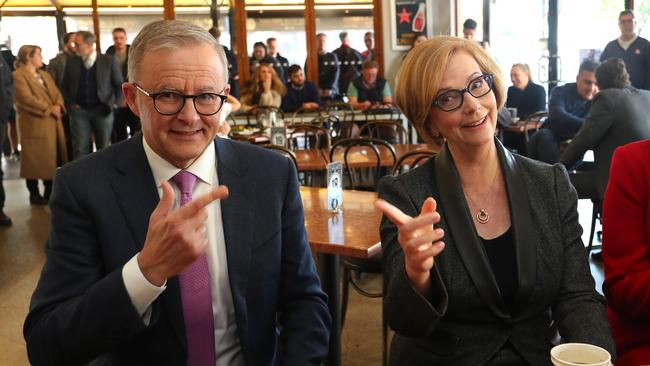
top-left (480, 227), bottom-right (517, 311)
top-left (505, 81), bottom-right (546, 118)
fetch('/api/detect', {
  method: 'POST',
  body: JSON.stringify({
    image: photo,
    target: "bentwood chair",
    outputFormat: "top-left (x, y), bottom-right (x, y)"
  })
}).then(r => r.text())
top-left (262, 144), bottom-right (298, 171)
top-left (392, 149), bottom-right (437, 175)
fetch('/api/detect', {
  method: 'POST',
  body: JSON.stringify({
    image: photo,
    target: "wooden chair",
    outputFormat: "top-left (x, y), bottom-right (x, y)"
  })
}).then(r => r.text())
top-left (359, 120), bottom-right (408, 144)
top-left (262, 144), bottom-right (298, 171)
top-left (245, 105), bottom-right (285, 128)
top-left (391, 149), bottom-right (437, 175)
top-left (290, 106), bottom-right (324, 125)
top-left (329, 137), bottom-right (396, 191)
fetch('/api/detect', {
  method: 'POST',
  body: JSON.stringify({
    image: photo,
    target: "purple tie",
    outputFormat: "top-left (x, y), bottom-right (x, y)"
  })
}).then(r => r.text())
top-left (170, 170), bottom-right (216, 366)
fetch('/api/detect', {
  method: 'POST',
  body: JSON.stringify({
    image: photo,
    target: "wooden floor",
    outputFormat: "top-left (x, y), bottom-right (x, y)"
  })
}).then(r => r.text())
top-left (0, 155), bottom-right (604, 365)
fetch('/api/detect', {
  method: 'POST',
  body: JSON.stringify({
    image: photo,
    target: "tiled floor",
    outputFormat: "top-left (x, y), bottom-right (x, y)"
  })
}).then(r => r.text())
top-left (0, 155), bottom-right (603, 365)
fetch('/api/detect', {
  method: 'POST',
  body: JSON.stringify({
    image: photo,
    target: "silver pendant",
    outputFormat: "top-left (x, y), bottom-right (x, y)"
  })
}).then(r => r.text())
top-left (476, 209), bottom-right (489, 224)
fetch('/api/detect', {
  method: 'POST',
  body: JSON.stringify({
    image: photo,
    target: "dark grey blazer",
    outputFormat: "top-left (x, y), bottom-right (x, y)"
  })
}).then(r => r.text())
top-left (560, 86), bottom-right (650, 200)
top-left (379, 140), bottom-right (615, 366)
top-left (60, 53), bottom-right (124, 113)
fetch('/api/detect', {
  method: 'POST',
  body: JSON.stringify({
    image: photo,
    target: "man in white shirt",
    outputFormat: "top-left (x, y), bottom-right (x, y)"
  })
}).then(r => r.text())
top-left (25, 20), bottom-right (330, 366)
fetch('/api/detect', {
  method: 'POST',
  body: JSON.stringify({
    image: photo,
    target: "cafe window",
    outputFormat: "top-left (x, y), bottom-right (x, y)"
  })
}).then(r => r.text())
top-left (635, 0), bottom-right (650, 39)
top-left (557, 0), bottom-right (620, 82)
top-left (457, 0), bottom-right (484, 40)
top-left (0, 16), bottom-right (59, 61)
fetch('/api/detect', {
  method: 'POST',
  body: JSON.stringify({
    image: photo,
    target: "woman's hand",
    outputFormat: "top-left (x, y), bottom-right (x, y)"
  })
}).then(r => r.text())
top-left (262, 78), bottom-right (272, 93)
top-left (375, 197), bottom-right (445, 295)
top-left (50, 105), bottom-right (62, 120)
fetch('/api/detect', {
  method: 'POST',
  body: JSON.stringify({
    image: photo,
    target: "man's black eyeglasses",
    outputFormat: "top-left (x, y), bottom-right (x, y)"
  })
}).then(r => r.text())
top-left (133, 84), bottom-right (228, 116)
top-left (432, 74), bottom-right (493, 112)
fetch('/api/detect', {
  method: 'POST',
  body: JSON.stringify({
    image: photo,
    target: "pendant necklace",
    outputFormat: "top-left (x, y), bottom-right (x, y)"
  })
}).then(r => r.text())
top-left (464, 167), bottom-right (499, 225)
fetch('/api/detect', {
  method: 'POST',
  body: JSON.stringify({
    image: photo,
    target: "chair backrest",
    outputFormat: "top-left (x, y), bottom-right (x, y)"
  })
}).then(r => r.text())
top-left (391, 149), bottom-right (437, 175)
top-left (324, 101), bottom-right (355, 122)
top-left (329, 137), bottom-right (396, 190)
top-left (263, 144), bottom-right (298, 171)
top-left (359, 120), bottom-right (408, 144)
top-left (362, 104), bottom-right (402, 122)
top-left (526, 110), bottom-right (548, 125)
top-left (246, 105), bottom-right (285, 127)
top-left (288, 125), bottom-right (321, 150)
top-left (290, 106), bottom-right (324, 125)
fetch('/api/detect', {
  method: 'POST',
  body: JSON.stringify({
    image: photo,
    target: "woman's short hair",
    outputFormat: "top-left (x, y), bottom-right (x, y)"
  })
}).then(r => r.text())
top-left (128, 20), bottom-right (226, 83)
top-left (511, 63), bottom-right (531, 79)
top-left (395, 36), bottom-right (505, 142)
top-left (595, 57), bottom-right (630, 90)
top-left (15, 45), bottom-right (41, 69)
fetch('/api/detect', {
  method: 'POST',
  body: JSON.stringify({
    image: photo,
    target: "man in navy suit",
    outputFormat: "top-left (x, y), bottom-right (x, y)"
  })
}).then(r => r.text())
top-left (24, 20), bottom-right (330, 366)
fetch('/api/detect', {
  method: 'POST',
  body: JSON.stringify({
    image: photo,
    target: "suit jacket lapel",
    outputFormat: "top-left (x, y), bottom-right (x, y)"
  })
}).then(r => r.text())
top-left (434, 143), bottom-right (510, 319)
top-left (214, 138), bottom-right (256, 351)
top-left (110, 134), bottom-right (187, 351)
top-left (495, 140), bottom-right (536, 311)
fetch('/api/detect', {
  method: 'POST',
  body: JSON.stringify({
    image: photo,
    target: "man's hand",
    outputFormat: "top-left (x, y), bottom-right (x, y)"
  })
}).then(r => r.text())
top-left (375, 197), bottom-right (445, 295)
top-left (262, 79), bottom-right (272, 93)
top-left (360, 101), bottom-right (373, 110)
top-left (302, 102), bottom-right (320, 109)
top-left (138, 181), bottom-right (229, 286)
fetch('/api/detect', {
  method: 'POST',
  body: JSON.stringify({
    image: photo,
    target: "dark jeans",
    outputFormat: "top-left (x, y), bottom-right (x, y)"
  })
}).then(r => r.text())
top-left (69, 106), bottom-right (114, 160)
top-left (527, 129), bottom-right (560, 163)
top-left (111, 107), bottom-right (141, 143)
top-left (0, 122), bottom-right (6, 208)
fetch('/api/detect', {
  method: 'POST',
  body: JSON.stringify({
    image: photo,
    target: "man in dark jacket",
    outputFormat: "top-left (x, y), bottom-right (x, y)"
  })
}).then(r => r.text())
top-left (106, 28), bottom-right (140, 143)
top-left (333, 31), bottom-right (364, 98)
top-left (281, 64), bottom-right (321, 112)
top-left (528, 60), bottom-right (598, 163)
top-left (267, 37), bottom-right (289, 83)
top-left (0, 56), bottom-right (12, 226)
top-left (61, 30), bottom-right (124, 159)
top-left (600, 10), bottom-right (650, 90)
top-left (306, 33), bottom-right (340, 102)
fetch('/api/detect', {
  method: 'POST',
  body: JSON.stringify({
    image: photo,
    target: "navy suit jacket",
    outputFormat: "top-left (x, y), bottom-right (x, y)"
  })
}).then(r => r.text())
top-left (24, 134), bottom-right (331, 365)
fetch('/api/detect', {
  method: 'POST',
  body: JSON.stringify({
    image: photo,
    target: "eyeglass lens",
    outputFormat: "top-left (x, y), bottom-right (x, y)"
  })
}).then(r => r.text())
top-left (435, 75), bottom-right (492, 111)
top-left (155, 92), bottom-right (224, 115)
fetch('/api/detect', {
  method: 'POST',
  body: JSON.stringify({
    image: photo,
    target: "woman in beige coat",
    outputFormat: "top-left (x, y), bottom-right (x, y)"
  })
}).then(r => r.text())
top-left (13, 45), bottom-right (67, 205)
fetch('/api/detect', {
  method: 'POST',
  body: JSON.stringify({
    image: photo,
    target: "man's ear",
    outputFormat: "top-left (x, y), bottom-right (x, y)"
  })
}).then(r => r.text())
top-left (122, 82), bottom-right (141, 117)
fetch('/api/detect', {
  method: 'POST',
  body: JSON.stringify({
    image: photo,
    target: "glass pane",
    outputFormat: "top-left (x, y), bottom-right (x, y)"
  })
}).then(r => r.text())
top-left (0, 16), bottom-right (59, 62)
top-left (457, 0), bottom-right (483, 40)
top-left (315, 5), bottom-right (373, 98)
top-left (246, 15), bottom-right (307, 79)
top-left (558, 0), bottom-right (620, 83)
top-left (635, 1), bottom-right (650, 39)
top-left (491, 0), bottom-right (548, 93)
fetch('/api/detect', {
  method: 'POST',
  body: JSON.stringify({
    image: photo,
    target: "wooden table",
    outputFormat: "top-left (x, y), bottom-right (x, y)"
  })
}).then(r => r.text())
top-left (300, 187), bottom-right (381, 366)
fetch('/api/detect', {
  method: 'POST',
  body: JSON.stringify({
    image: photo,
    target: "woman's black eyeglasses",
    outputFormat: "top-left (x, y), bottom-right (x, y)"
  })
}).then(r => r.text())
top-left (432, 74), bottom-right (493, 112)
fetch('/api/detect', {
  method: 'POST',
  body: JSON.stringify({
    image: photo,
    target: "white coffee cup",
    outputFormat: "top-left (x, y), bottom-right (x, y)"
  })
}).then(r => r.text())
top-left (551, 343), bottom-right (611, 366)
top-left (507, 107), bottom-right (518, 119)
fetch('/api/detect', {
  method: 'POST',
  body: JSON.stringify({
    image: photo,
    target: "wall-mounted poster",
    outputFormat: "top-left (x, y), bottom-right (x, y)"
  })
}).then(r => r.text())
top-left (390, 0), bottom-right (427, 51)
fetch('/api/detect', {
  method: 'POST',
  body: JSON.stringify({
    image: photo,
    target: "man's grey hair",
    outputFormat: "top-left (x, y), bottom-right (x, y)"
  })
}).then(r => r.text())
top-left (76, 31), bottom-right (96, 45)
top-left (128, 20), bottom-right (228, 84)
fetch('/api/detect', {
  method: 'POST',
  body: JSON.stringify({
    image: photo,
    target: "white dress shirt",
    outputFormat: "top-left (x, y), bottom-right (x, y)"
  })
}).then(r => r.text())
top-left (122, 137), bottom-right (244, 365)
top-left (83, 50), bottom-right (97, 70)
